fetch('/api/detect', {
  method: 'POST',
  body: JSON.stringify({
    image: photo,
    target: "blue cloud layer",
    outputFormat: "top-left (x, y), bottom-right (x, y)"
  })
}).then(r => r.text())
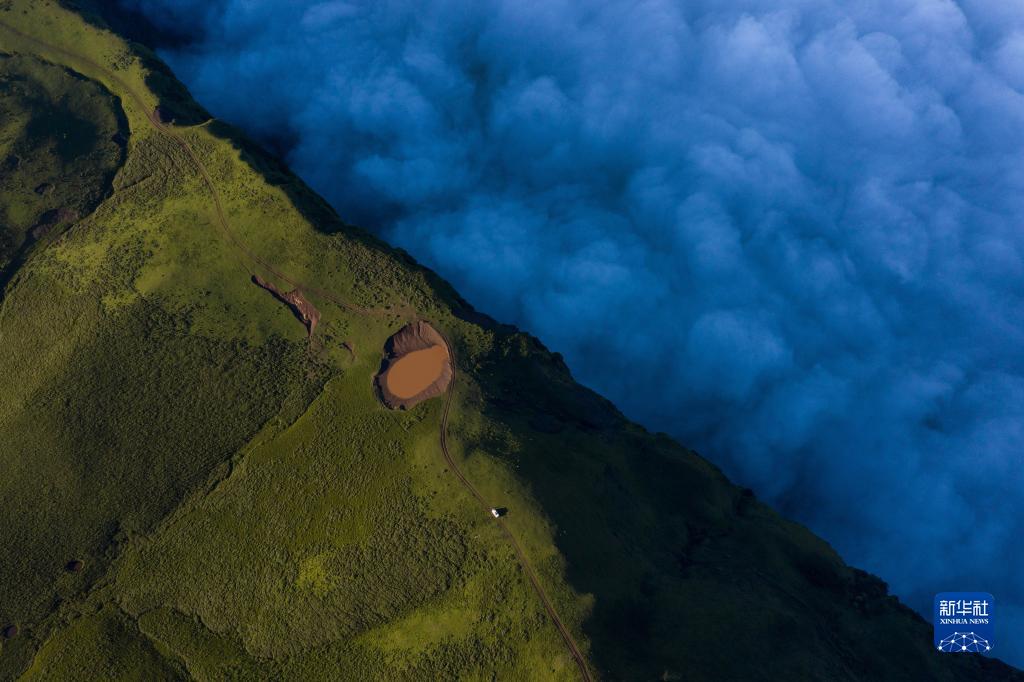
top-left (126, 0), bottom-right (1024, 663)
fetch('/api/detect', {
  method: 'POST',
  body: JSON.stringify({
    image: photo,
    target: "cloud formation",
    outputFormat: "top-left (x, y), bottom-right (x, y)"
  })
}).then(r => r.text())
top-left (126, 0), bottom-right (1024, 663)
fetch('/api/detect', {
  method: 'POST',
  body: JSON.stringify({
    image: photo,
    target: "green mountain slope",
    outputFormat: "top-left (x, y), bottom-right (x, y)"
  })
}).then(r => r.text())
top-left (0, 3), bottom-right (1018, 680)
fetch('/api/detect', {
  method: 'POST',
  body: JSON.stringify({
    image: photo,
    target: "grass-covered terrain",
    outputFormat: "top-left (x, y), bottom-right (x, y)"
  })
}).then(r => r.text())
top-left (0, 2), bottom-right (1020, 680)
top-left (0, 49), bottom-right (125, 282)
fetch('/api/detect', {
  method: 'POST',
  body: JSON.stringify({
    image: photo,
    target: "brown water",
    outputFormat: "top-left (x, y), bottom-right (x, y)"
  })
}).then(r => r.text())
top-left (385, 345), bottom-right (448, 398)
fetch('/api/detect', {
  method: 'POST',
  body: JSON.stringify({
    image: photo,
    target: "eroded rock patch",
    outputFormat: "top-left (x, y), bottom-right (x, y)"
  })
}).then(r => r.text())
top-left (375, 321), bottom-right (453, 410)
top-left (252, 274), bottom-right (320, 336)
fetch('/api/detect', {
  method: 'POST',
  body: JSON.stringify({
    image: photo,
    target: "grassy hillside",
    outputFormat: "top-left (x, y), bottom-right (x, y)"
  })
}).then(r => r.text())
top-left (0, 49), bottom-right (125, 282)
top-left (0, 2), bottom-right (1019, 680)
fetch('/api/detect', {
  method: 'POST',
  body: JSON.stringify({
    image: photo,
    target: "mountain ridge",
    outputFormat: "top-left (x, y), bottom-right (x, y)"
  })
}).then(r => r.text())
top-left (0, 2), bottom-right (1019, 680)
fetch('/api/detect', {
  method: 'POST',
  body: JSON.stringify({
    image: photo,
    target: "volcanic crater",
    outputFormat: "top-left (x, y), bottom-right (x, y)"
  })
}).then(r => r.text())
top-left (374, 321), bottom-right (453, 410)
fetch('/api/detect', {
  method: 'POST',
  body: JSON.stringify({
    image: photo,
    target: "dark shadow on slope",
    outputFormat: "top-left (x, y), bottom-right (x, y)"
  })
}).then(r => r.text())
top-left (464, 328), bottom-right (1024, 682)
top-left (0, 52), bottom-right (128, 300)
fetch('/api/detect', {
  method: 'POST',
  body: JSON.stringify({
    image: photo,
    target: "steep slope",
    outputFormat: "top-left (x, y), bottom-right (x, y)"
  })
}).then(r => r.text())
top-left (0, 3), bottom-right (1019, 680)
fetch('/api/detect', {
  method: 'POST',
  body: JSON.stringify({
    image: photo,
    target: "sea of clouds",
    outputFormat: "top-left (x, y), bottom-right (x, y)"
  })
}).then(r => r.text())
top-left (125, 0), bottom-right (1024, 664)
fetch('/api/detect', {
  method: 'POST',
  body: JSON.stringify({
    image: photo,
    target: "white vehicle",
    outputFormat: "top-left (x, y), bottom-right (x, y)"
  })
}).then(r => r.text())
top-left (490, 508), bottom-right (502, 518)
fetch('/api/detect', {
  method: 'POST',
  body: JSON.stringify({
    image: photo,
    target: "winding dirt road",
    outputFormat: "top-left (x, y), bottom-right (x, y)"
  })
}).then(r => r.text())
top-left (437, 331), bottom-right (594, 682)
top-left (0, 19), bottom-right (593, 681)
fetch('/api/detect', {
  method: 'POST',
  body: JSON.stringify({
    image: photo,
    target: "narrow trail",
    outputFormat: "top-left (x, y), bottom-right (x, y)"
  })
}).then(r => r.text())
top-left (437, 331), bottom-right (594, 682)
top-left (0, 19), bottom-right (593, 681)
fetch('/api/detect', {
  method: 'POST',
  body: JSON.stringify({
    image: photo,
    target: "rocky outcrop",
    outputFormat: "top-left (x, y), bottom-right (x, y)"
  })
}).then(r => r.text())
top-left (251, 274), bottom-right (320, 336)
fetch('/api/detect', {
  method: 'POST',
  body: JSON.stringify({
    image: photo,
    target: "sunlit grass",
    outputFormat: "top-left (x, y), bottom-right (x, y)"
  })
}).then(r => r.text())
top-left (0, 2), bottom-right (1004, 681)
